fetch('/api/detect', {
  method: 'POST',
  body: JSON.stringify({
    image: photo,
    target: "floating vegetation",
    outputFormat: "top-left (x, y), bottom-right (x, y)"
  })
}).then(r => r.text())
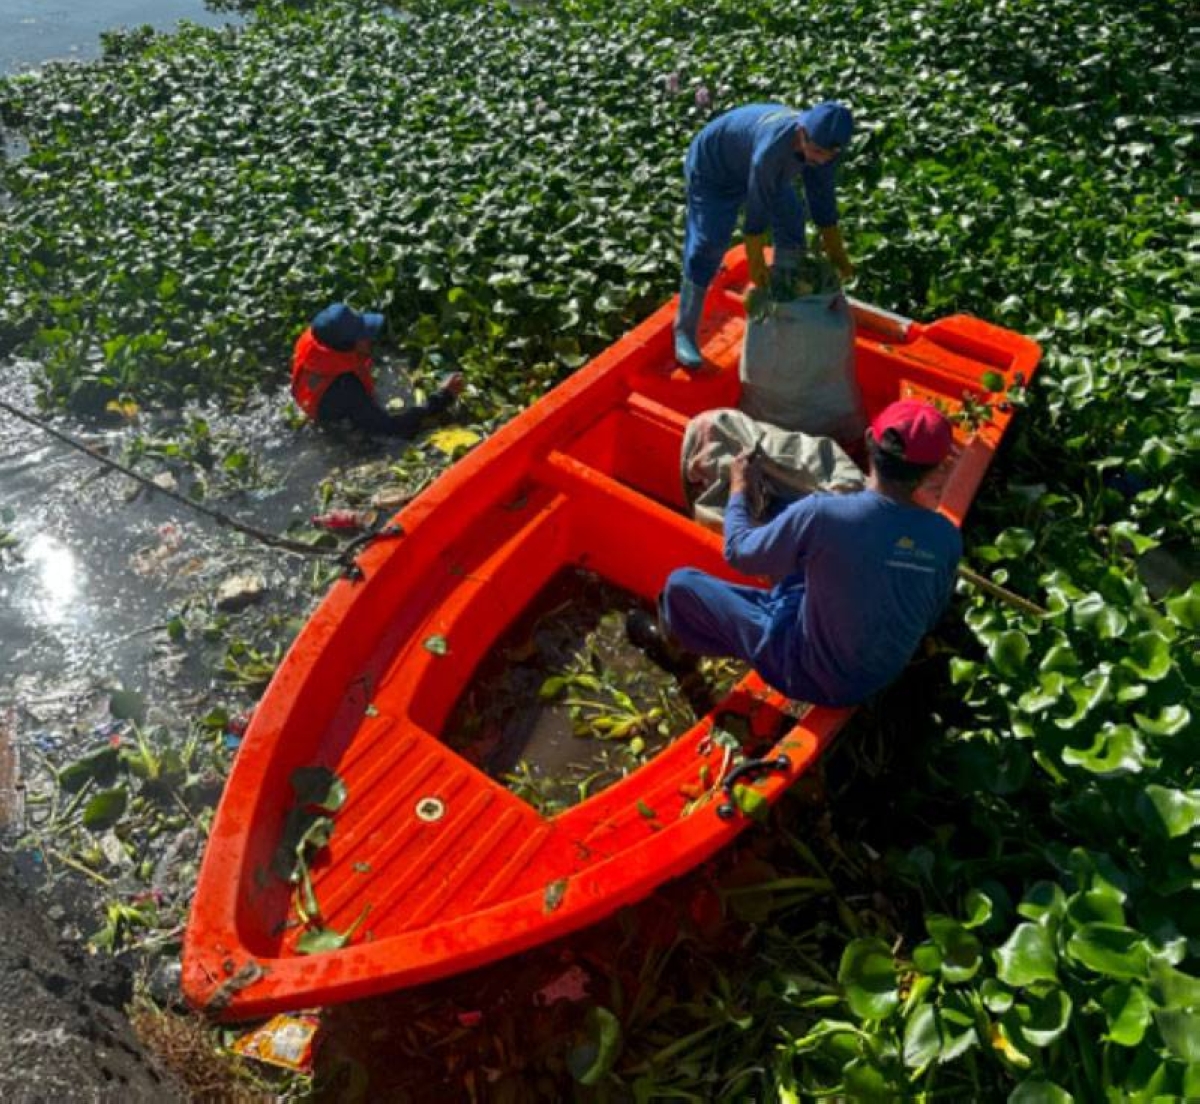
top-left (445, 569), bottom-right (743, 814)
top-left (0, 0), bottom-right (1194, 1098)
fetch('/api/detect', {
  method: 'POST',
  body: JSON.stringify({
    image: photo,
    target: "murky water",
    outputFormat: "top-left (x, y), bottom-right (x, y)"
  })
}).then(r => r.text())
top-left (0, 358), bottom-right (414, 684)
top-left (0, 344), bottom-right (432, 871)
top-left (0, 0), bottom-right (239, 75)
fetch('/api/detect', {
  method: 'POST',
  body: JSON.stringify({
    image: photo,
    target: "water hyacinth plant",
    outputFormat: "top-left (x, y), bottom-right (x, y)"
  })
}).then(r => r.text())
top-left (0, 0), bottom-right (1194, 1097)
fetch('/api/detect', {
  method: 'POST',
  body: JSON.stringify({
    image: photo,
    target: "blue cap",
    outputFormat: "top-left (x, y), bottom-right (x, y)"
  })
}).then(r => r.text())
top-left (311, 303), bottom-right (385, 351)
top-left (800, 101), bottom-right (853, 151)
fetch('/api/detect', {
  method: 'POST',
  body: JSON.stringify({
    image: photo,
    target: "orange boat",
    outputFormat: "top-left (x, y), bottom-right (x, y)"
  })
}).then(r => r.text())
top-left (182, 248), bottom-right (1040, 1019)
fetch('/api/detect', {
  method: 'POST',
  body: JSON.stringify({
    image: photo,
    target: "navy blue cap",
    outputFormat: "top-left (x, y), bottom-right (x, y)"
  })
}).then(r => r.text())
top-left (800, 101), bottom-right (853, 151)
top-left (312, 303), bottom-right (385, 351)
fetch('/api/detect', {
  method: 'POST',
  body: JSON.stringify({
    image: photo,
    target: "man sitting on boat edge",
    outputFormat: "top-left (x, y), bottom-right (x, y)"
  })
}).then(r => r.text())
top-left (291, 302), bottom-right (464, 437)
top-left (627, 400), bottom-right (961, 708)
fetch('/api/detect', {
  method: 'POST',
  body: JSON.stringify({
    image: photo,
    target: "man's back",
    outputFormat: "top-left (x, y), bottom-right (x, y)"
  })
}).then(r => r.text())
top-left (725, 489), bottom-right (962, 705)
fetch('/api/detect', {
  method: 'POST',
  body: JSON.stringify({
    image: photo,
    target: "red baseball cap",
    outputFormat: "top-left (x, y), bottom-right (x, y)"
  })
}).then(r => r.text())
top-left (870, 400), bottom-right (953, 465)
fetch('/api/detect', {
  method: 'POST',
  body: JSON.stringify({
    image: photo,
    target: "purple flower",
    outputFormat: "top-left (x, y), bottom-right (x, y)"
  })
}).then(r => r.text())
top-left (695, 85), bottom-right (711, 109)
top-left (664, 72), bottom-right (680, 95)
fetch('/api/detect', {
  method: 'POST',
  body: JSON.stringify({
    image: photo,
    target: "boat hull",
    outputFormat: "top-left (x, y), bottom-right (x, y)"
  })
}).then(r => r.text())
top-left (182, 249), bottom-right (1040, 1018)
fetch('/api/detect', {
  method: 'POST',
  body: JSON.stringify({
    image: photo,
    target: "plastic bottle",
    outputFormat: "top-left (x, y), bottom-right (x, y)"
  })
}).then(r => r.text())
top-left (310, 509), bottom-right (376, 532)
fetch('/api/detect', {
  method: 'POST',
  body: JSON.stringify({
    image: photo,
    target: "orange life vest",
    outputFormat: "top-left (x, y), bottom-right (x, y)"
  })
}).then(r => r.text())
top-left (290, 328), bottom-right (376, 420)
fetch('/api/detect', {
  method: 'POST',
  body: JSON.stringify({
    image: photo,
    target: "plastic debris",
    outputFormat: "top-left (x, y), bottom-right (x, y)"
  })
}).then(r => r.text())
top-left (226, 711), bottom-right (252, 737)
top-left (533, 964), bottom-right (590, 1007)
top-left (215, 573), bottom-right (266, 612)
top-left (370, 487), bottom-right (411, 511)
top-left (231, 1011), bottom-right (321, 1072)
top-left (311, 509), bottom-right (376, 532)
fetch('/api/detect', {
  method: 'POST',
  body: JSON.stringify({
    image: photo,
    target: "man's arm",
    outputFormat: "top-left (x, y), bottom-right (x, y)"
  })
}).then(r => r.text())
top-left (800, 161), bottom-right (839, 230)
top-left (724, 456), bottom-right (821, 579)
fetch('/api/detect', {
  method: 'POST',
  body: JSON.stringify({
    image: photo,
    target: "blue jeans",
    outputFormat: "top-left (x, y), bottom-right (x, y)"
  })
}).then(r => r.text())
top-left (682, 178), bottom-right (743, 288)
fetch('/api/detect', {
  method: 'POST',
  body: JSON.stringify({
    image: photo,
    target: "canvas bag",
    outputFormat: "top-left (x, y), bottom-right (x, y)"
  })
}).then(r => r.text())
top-left (681, 407), bottom-right (865, 532)
top-left (738, 263), bottom-right (866, 444)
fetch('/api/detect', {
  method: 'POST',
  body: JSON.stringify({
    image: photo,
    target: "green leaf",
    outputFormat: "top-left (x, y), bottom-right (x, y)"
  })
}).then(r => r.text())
top-left (296, 926), bottom-right (348, 954)
top-left (926, 915), bottom-right (983, 983)
top-left (567, 1006), bottom-right (622, 1086)
top-left (936, 997), bottom-right (980, 1062)
top-left (295, 905), bottom-right (370, 955)
top-left (424, 635), bottom-right (449, 656)
top-left (1039, 641), bottom-right (1080, 675)
top-left (290, 766), bottom-right (347, 812)
top-left (1147, 960), bottom-right (1200, 1011)
top-left (988, 630), bottom-right (1031, 679)
top-left (1061, 722), bottom-right (1149, 776)
top-left (1072, 593), bottom-right (1128, 639)
top-left (539, 675), bottom-right (567, 699)
top-left (1017, 882), bottom-right (1067, 923)
top-left (1120, 632), bottom-right (1173, 681)
top-left (108, 687), bottom-right (147, 723)
top-left (1018, 671), bottom-right (1066, 713)
top-left (1153, 1008), bottom-right (1200, 1063)
top-left (1164, 586), bottom-right (1199, 630)
top-left (1015, 987), bottom-right (1072, 1047)
top-left (912, 942), bottom-right (942, 974)
top-left (962, 888), bottom-right (994, 929)
top-left (1007, 1078), bottom-right (1074, 1104)
top-left (1100, 982), bottom-right (1153, 1046)
top-left (82, 786), bottom-right (129, 831)
top-left (1054, 669), bottom-right (1112, 730)
top-left (1133, 704), bottom-right (1190, 736)
top-left (982, 978), bottom-right (1015, 1013)
top-left (843, 1057), bottom-right (892, 1099)
top-left (995, 924), bottom-right (1059, 988)
top-left (732, 784), bottom-right (769, 823)
top-left (995, 528), bottom-right (1036, 558)
top-left (1137, 785), bottom-right (1200, 838)
top-left (1065, 924), bottom-right (1150, 980)
top-left (903, 1004), bottom-right (940, 1070)
top-left (838, 938), bottom-right (899, 1021)
top-left (58, 747), bottom-right (121, 794)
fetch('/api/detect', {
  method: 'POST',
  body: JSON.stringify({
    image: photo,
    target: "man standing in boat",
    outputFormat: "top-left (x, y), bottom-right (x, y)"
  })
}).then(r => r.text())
top-left (674, 101), bottom-right (855, 369)
top-left (628, 400), bottom-right (961, 707)
top-left (291, 302), bottom-right (464, 436)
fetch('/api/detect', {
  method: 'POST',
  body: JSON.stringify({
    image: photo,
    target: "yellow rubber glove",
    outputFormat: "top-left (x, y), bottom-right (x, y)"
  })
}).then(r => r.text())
top-left (819, 225), bottom-right (855, 281)
top-left (744, 234), bottom-right (770, 287)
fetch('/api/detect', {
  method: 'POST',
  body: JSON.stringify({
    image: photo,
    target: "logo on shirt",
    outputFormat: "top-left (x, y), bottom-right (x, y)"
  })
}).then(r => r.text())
top-left (886, 534), bottom-right (937, 574)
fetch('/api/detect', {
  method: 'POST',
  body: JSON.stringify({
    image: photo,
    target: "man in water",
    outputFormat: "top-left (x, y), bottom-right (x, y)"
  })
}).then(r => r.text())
top-left (291, 302), bottom-right (463, 436)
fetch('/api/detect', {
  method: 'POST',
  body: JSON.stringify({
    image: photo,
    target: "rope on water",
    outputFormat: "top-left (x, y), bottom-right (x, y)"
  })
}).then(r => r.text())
top-left (0, 397), bottom-right (402, 573)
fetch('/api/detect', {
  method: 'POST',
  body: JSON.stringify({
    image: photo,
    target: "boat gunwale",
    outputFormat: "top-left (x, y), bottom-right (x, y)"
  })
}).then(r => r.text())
top-left (181, 247), bottom-right (1042, 1017)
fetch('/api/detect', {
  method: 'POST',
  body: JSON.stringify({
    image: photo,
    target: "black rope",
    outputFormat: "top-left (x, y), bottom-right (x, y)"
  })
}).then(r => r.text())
top-left (0, 397), bottom-right (403, 571)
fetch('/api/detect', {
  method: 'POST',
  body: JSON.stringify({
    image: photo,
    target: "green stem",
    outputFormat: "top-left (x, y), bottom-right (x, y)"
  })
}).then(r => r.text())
top-left (45, 847), bottom-right (112, 886)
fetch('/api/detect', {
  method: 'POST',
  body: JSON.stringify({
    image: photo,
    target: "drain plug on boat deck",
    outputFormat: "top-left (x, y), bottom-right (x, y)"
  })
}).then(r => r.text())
top-left (415, 796), bottom-right (446, 822)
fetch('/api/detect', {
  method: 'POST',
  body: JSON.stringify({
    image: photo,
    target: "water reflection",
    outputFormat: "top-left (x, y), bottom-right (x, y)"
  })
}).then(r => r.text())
top-left (23, 532), bottom-right (82, 626)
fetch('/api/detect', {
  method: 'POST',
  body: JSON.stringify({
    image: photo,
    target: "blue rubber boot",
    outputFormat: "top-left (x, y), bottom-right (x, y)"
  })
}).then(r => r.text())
top-left (673, 278), bottom-right (706, 369)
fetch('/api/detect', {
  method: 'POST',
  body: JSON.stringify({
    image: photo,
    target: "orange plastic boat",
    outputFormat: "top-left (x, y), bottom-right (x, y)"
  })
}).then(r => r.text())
top-left (182, 248), bottom-right (1040, 1019)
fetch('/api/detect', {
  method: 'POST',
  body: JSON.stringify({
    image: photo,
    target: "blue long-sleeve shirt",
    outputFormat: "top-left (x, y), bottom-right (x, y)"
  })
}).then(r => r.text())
top-left (685, 104), bottom-right (840, 251)
top-left (723, 488), bottom-right (962, 705)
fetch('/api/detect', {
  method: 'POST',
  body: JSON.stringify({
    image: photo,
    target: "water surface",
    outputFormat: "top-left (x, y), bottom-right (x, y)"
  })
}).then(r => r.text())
top-left (0, 0), bottom-right (238, 75)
